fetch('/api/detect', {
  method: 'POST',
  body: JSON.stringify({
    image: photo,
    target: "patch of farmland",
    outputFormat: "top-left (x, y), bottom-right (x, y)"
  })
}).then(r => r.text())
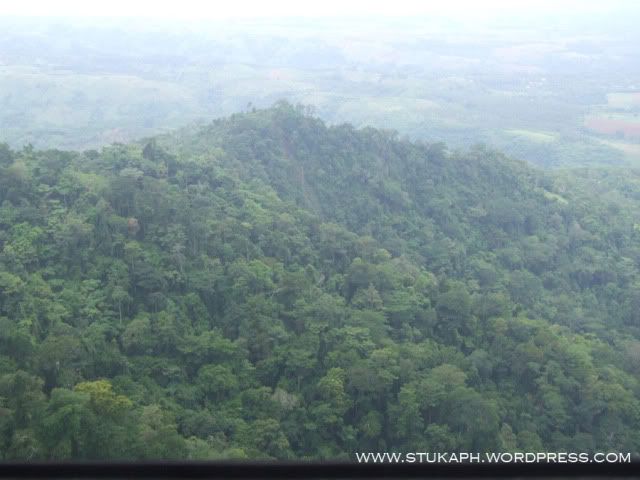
top-left (607, 92), bottom-right (640, 110)
top-left (585, 115), bottom-right (640, 139)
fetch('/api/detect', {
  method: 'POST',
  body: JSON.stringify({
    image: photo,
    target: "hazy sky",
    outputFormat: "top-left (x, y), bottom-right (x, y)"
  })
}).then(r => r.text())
top-left (1, 0), bottom-right (637, 19)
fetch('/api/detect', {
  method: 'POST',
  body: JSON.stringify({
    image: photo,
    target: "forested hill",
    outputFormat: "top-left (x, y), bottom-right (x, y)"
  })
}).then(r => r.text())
top-left (2, 102), bottom-right (640, 460)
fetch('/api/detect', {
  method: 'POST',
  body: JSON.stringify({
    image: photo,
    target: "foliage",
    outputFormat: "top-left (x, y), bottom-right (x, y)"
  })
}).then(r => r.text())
top-left (2, 104), bottom-right (640, 458)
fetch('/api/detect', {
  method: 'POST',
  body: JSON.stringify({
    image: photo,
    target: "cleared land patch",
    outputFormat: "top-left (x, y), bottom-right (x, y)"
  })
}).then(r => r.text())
top-left (606, 92), bottom-right (640, 110)
top-left (585, 114), bottom-right (640, 139)
top-left (504, 129), bottom-right (557, 143)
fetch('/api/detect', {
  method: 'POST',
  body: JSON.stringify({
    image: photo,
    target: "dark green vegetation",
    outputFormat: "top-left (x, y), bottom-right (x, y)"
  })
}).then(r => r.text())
top-left (1, 15), bottom-right (639, 167)
top-left (3, 103), bottom-right (640, 460)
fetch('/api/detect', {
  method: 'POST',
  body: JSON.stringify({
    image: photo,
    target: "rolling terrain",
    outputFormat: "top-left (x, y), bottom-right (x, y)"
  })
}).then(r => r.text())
top-left (1, 16), bottom-right (639, 167)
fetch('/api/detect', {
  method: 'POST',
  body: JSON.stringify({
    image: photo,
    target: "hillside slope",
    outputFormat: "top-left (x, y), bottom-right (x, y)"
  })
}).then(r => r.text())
top-left (1, 103), bottom-right (640, 459)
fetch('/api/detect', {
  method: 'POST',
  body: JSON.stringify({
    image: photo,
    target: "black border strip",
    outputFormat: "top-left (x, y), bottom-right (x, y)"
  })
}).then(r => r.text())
top-left (0, 461), bottom-right (638, 478)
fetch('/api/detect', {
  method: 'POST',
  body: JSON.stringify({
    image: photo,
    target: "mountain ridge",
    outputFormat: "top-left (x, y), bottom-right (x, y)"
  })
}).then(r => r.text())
top-left (1, 103), bottom-right (640, 459)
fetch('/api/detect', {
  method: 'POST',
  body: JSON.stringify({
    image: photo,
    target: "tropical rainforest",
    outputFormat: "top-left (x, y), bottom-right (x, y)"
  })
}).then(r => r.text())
top-left (2, 102), bottom-right (640, 460)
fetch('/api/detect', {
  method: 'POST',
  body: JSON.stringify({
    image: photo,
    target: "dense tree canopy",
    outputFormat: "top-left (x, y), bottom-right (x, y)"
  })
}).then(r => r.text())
top-left (2, 102), bottom-right (640, 459)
